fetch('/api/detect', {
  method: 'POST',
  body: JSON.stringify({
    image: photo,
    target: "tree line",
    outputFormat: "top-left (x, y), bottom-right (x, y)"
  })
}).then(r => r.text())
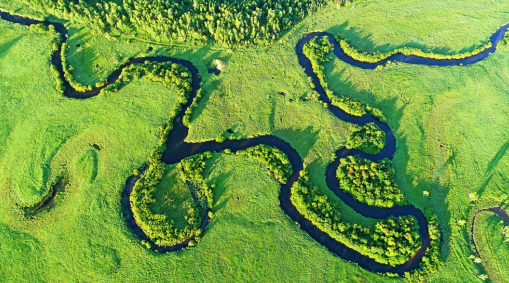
top-left (291, 170), bottom-right (421, 266)
top-left (336, 156), bottom-right (407, 208)
top-left (23, 0), bottom-right (331, 46)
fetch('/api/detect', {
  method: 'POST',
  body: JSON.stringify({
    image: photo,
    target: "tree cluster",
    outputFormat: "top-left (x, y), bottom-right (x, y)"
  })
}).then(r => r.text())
top-left (291, 170), bottom-right (421, 266)
top-left (346, 122), bottom-right (385, 155)
top-left (23, 0), bottom-right (330, 46)
top-left (302, 36), bottom-right (386, 122)
top-left (29, 23), bottom-right (65, 93)
top-left (236, 145), bottom-right (292, 184)
top-left (336, 156), bottom-right (407, 208)
top-left (102, 61), bottom-right (192, 98)
top-left (179, 151), bottom-right (214, 209)
top-left (130, 161), bottom-right (202, 247)
top-left (404, 208), bottom-right (443, 282)
top-left (131, 152), bottom-right (215, 248)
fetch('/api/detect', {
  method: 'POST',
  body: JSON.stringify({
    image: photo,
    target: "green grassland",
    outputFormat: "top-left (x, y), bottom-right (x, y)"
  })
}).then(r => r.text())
top-left (152, 165), bottom-right (197, 230)
top-left (473, 211), bottom-right (509, 282)
top-left (1, 0), bottom-right (509, 281)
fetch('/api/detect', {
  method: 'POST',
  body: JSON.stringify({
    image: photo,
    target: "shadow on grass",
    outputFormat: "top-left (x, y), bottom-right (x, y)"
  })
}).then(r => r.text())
top-left (0, 35), bottom-right (23, 60)
top-left (274, 125), bottom-right (320, 162)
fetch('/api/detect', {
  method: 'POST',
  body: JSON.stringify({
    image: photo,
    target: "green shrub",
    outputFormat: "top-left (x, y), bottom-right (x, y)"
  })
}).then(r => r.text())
top-left (23, 0), bottom-right (331, 46)
top-left (183, 89), bottom-right (203, 127)
top-left (346, 123), bottom-right (385, 155)
top-left (215, 135), bottom-right (226, 143)
top-left (29, 23), bottom-right (49, 33)
top-left (404, 208), bottom-right (443, 282)
top-left (236, 145), bottom-right (292, 184)
top-left (336, 156), bottom-right (407, 208)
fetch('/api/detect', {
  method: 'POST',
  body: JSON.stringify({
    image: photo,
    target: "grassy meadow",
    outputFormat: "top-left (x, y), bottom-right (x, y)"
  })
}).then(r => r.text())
top-left (473, 211), bottom-right (509, 282)
top-left (152, 165), bottom-right (198, 230)
top-left (1, 0), bottom-right (509, 281)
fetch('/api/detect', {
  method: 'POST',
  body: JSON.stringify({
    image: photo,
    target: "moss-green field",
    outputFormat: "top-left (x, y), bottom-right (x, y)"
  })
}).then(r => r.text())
top-left (1, 0), bottom-right (509, 281)
top-left (473, 211), bottom-right (509, 282)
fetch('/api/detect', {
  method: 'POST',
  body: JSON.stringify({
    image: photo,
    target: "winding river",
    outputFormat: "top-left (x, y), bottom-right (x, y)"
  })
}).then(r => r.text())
top-left (471, 207), bottom-right (509, 256)
top-left (2, 8), bottom-right (509, 276)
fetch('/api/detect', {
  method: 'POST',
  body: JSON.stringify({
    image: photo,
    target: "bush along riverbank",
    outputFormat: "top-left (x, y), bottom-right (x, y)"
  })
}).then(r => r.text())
top-left (336, 156), bottom-right (407, 208)
top-left (130, 152), bottom-right (214, 248)
top-left (236, 145), bottom-right (292, 184)
top-left (21, 0), bottom-right (332, 47)
top-left (346, 122), bottom-right (385, 155)
top-left (130, 161), bottom-right (202, 248)
top-left (404, 208), bottom-right (443, 282)
top-left (29, 23), bottom-right (65, 93)
top-left (336, 35), bottom-right (492, 63)
top-left (302, 35), bottom-right (386, 122)
top-left (291, 170), bottom-right (421, 266)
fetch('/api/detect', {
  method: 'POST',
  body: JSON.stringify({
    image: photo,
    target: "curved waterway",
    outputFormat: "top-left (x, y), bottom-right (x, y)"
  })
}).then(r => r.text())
top-left (471, 207), bottom-right (509, 256)
top-left (4, 9), bottom-right (509, 275)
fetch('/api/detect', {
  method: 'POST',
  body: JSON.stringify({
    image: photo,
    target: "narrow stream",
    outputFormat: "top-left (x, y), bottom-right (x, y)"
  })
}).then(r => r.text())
top-left (471, 207), bottom-right (509, 256)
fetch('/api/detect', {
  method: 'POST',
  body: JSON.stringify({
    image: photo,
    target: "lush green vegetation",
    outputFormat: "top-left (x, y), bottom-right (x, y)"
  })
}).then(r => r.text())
top-left (497, 30), bottom-right (509, 50)
top-left (346, 122), bottom-right (385, 155)
top-left (236, 144), bottom-right (292, 183)
top-left (102, 61), bottom-right (192, 98)
top-left (21, 0), bottom-right (332, 46)
top-left (336, 35), bottom-right (492, 63)
top-left (472, 210), bottom-right (509, 282)
top-left (131, 161), bottom-right (203, 247)
top-left (179, 151), bottom-right (215, 209)
top-left (28, 23), bottom-right (65, 93)
top-left (336, 156), bottom-right (406, 208)
top-left (291, 170), bottom-right (421, 266)
top-left (2, 0), bottom-right (509, 281)
top-left (321, 10), bottom-right (509, 280)
top-left (302, 35), bottom-right (386, 121)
